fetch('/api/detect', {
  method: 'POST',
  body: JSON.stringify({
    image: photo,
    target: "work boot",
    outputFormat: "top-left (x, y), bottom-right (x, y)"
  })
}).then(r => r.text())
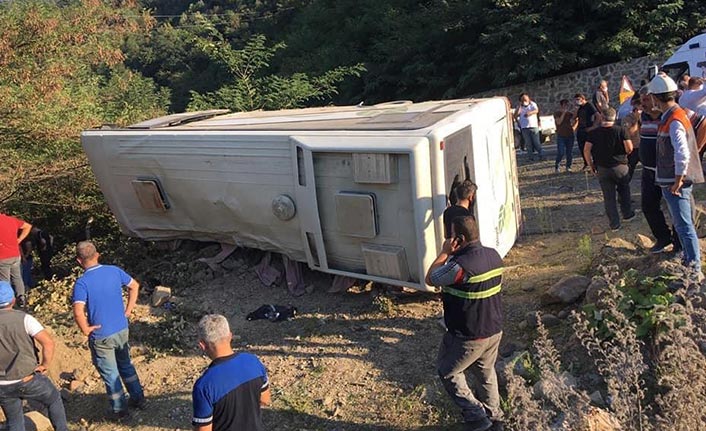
top-left (128, 396), bottom-right (147, 410)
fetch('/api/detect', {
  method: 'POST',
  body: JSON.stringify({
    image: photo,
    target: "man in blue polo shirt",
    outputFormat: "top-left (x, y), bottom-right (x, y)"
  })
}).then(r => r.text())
top-left (71, 241), bottom-right (145, 419)
top-left (192, 314), bottom-right (270, 431)
top-left (425, 216), bottom-right (504, 431)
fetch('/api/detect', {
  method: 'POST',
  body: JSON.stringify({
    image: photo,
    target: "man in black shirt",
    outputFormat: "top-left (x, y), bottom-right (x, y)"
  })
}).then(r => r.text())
top-left (575, 93), bottom-right (598, 171)
top-left (426, 216), bottom-right (504, 431)
top-left (584, 107), bottom-right (635, 231)
top-left (443, 180), bottom-right (477, 238)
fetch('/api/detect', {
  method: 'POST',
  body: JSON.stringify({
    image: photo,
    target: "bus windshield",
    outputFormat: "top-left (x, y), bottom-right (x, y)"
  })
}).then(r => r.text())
top-left (661, 62), bottom-right (689, 81)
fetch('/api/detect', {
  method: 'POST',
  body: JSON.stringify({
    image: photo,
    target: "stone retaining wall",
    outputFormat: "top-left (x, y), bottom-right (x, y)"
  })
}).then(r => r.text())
top-left (471, 52), bottom-right (672, 112)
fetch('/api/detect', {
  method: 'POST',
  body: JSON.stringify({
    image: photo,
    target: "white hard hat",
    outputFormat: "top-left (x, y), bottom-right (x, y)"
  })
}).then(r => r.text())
top-left (647, 74), bottom-right (678, 94)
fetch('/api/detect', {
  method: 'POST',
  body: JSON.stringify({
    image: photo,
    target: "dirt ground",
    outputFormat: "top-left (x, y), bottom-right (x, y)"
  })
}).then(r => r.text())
top-left (24, 142), bottom-right (688, 431)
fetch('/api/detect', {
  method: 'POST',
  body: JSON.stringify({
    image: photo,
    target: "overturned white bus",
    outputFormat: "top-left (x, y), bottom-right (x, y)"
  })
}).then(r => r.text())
top-left (81, 98), bottom-right (521, 291)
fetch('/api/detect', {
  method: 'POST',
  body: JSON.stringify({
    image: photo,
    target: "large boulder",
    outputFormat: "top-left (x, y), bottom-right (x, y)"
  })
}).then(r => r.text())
top-left (541, 275), bottom-right (592, 305)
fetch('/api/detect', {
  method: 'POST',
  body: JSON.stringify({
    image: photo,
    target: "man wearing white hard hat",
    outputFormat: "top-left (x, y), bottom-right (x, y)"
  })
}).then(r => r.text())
top-left (647, 73), bottom-right (704, 272)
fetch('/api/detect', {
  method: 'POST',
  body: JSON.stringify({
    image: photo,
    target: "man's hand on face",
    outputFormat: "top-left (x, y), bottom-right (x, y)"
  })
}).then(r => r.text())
top-left (441, 238), bottom-right (461, 255)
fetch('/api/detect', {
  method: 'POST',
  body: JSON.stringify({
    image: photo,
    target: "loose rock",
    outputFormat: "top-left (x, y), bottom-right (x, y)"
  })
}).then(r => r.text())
top-left (151, 286), bottom-right (172, 307)
top-left (581, 406), bottom-right (621, 431)
top-left (635, 234), bottom-right (654, 250)
top-left (541, 275), bottom-right (591, 305)
top-left (24, 411), bottom-right (53, 431)
top-left (584, 277), bottom-right (609, 305)
top-left (541, 314), bottom-right (561, 327)
top-left (590, 390), bottom-right (605, 407)
top-left (69, 380), bottom-right (83, 392)
top-left (604, 237), bottom-right (637, 252)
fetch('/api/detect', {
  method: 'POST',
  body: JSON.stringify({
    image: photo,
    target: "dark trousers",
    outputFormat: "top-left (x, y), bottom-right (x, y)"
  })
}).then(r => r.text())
top-left (0, 374), bottom-right (69, 431)
top-left (627, 150), bottom-right (640, 182)
top-left (597, 164), bottom-right (634, 229)
top-left (577, 129), bottom-right (589, 168)
top-left (38, 248), bottom-right (53, 280)
top-left (641, 168), bottom-right (674, 244)
top-left (437, 331), bottom-right (503, 423)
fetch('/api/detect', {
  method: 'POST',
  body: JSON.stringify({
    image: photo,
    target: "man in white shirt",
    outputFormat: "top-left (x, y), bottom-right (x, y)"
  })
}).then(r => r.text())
top-left (0, 281), bottom-right (69, 431)
top-left (678, 77), bottom-right (706, 117)
top-left (514, 93), bottom-right (544, 161)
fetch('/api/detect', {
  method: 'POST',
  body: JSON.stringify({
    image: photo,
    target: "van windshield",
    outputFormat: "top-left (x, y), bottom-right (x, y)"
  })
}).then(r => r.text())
top-left (661, 62), bottom-right (689, 81)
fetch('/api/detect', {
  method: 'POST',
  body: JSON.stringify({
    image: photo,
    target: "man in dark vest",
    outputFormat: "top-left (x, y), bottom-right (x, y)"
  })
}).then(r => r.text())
top-left (0, 281), bottom-right (68, 431)
top-left (425, 216), bottom-right (503, 431)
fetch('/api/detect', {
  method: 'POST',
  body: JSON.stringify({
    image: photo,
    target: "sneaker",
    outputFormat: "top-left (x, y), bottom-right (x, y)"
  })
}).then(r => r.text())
top-left (649, 240), bottom-right (672, 254)
top-left (464, 417), bottom-right (493, 431)
top-left (623, 213), bottom-right (636, 222)
top-left (610, 225), bottom-right (621, 232)
top-left (128, 396), bottom-right (147, 410)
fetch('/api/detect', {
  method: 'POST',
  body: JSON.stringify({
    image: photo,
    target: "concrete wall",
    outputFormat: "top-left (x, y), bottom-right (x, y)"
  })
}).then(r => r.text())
top-left (471, 53), bottom-right (671, 113)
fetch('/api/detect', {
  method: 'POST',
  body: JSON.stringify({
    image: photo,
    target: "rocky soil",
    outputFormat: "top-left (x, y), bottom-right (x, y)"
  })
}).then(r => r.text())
top-left (12, 143), bottom-right (705, 431)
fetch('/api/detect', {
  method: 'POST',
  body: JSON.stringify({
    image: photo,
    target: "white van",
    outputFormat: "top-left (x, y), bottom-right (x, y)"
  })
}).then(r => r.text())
top-left (81, 98), bottom-right (521, 291)
top-left (660, 33), bottom-right (706, 80)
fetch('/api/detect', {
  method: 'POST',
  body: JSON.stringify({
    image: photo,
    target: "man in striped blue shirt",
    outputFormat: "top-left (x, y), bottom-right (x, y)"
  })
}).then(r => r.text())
top-left (426, 216), bottom-right (503, 431)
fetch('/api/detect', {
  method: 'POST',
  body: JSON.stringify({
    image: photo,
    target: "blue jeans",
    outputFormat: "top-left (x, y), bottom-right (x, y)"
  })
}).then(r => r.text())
top-left (662, 185), bottom-right (701, 271)
top-left (521, 127), bottom-right (543, 158)
top-left (555, 135), bottom-right (574, 169)
top-left (0, 373), bottom-right (69, 431)
top-left (89, 328), bottom-right (144, 413)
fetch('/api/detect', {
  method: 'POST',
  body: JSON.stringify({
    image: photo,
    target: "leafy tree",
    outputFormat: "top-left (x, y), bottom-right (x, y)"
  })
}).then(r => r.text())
top-left (0, 0), bottom-right (168, 149)
top-left (0, 0), bottom-right (170, 240)
top-left (186, 19), bottom-right (365, 111)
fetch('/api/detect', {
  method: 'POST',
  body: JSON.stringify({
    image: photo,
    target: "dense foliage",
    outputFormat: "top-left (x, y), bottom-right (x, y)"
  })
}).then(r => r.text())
top-left (136, 0), bottom-right (706, 106)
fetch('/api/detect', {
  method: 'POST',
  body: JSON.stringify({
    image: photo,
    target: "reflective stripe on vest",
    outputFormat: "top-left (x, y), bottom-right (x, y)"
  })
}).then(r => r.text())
top-left (465, 267), bottom-right (504, 283)
top-left (443, 283), bottom-right (502, 300)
